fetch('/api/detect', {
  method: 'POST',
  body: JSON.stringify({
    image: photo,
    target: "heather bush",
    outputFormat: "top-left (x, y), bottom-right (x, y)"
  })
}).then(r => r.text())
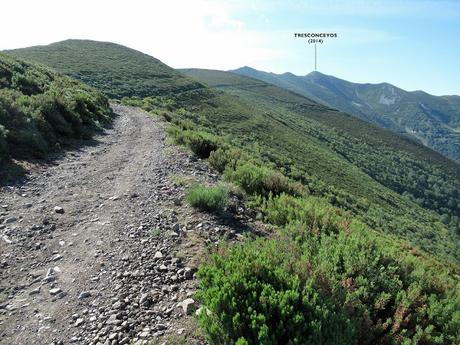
top-left (186, 131), bottom-right (220, 158)
top-left (0, 124), bottom-right (8, 160)
top-left (224, 163), bottom-right (291, 196)
top-left (186, 184), bottom-right (229, 212)
top-left (257, 193), bottom-right (346, 235)
top-left (197, 217), bottom-right (460, 345)
top-left (197, 239), bottom-right (357, 345)
top-left (168, 127), bottom-right (221, 158)
top-left (0, 53), bottom-right (112, 160)
top-left (208, 147), bottom-right (249, 173)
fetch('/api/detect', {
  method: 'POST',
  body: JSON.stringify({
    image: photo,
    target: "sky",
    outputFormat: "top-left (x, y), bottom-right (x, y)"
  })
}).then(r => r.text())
top-left (2, 0), bottom-right (459, 95)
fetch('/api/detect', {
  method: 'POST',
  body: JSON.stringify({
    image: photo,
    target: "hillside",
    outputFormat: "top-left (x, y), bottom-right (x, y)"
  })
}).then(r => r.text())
top-left (7, 40), bottom-right (460, 260)
top-left (232, 67), bottom-right (460, 161)
top-left (0, 52), bottom-right (112, 164)
top-left (137, 71), bottom-right (460, 343)
top-left (7, 39), bottom-right (204, 99)
top-left (181, 68), bottom-right (460, 249)
top-left (2, 41), bottom-right (459, 344)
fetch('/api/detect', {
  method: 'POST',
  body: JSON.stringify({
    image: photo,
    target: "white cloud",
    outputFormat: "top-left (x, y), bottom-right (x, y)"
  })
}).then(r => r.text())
top-left (1, 0), bottom-right (283, 70)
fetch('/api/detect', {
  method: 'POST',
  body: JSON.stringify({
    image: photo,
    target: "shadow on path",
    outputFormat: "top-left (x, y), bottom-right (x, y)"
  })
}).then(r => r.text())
top-left (0, 114), bottom-right (118, 188)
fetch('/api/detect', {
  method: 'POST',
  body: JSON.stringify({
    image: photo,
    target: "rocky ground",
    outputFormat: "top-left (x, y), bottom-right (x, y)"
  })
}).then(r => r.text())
top-left (0, 105), bottom-right (264, 345)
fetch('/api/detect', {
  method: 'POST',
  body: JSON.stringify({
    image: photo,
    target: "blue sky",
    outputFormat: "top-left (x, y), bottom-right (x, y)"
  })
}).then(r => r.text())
top-left (228, 0), bottom-right (460, 95)
top-left (2, 0), bottom-right (459, 95)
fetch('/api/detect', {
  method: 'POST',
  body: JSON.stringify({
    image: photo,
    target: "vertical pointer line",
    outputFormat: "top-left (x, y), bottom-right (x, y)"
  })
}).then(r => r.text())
top-left (314, 43), bottom-right (317, 71)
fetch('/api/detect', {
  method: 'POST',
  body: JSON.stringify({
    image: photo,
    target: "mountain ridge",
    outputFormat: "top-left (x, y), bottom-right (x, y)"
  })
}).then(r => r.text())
top-left (240, 67), bottom-right (458, 96)
top-left (232, 66), bottom-right (460, 161)
top-left (229, 66), bottom-right (460, 161)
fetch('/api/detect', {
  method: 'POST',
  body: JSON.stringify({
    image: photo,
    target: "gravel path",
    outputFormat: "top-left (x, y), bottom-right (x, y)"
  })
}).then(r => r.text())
top-left (0, 105), bottom-right (259, 344)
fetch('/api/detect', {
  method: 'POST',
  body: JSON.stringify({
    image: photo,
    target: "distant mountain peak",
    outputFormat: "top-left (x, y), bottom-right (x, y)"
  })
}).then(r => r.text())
top-left (281, 71), bottom-right (296, 77)
top-left (234, 66), bottom-right (259, 73)
top-left (306, 70), bottom-right (324, 76)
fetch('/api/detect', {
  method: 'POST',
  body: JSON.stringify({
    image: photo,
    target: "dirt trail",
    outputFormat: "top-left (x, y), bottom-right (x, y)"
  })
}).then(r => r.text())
top-left (0, 104), bottom-right (256, 345)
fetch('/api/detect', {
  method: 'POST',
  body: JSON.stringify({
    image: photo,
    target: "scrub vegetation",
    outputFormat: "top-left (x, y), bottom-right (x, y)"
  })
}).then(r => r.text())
top-left (128, 93), bottom-right (460, 344)
top-left (186, 184), bottom-right (229, 212)
top-left (0, 53), bottom-right (112, 163)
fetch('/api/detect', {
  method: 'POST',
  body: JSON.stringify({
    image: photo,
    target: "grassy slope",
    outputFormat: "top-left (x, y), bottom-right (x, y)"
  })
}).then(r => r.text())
top-left (7, 39), bottom-right (204, 99)
top-left (148, 71), bottom-right (460, 344)
top-left (0, 52), bottom-right (112, 163)
top-left (180, 68), bottom-right (460, 261)
top-left (232, 67), bottom-right (460, 161)
top-left (7, 40), bottom-right (458, 261)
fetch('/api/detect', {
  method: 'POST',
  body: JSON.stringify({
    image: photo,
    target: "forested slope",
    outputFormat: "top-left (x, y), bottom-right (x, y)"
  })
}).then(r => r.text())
top-left (233, 66), bottom-right (460, 161)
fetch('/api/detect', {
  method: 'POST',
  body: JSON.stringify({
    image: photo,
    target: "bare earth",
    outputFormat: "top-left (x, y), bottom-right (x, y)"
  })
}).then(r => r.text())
top-left (0, 105), bottom-right (260, 345)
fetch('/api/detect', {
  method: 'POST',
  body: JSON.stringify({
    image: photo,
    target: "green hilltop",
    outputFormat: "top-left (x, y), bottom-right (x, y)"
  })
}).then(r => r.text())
top-left (7, 39), bottom-right (203, 99)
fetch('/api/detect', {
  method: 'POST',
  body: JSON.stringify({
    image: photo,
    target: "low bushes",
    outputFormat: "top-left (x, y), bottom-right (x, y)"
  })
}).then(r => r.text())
top-left (209, 147), bottom-right (238, 173)
top-left (168, 127), bottom-right (221, 158)
top-left (197, 239), bottom-right (356, 345)
top-left (186, 184), bottom-right (229, 212)
top-left (208, 147), bottom-right (250, 173)
top-left (256, 193), bottom-right (347, 236)
top-left (224, 162), bottom-right (292, 197)
top-left (0, 53), bottom-right (113, 161)
top-left (0, 125), bottom-right (7, 161)
top-left (197, 218), bottom-right (460, 345)
top-left (186, 131), bottom-right (220, 158)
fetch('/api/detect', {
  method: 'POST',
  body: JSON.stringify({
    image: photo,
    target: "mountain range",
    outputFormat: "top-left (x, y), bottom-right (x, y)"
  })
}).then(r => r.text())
top-left (232, 67), bottom-right (460, 161)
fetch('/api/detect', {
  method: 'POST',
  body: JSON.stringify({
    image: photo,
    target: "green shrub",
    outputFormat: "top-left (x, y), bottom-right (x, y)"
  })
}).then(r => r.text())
top-left (172, 118), bottom-right (195, 131)
top-left (0, 124), bottom-right (8, 160)
top-left (197, 220), bottom-right (460, 345)
top-left (257, 193), bottom-right (346, 236)
top-left (0, 53), bottom-right (113, 161)
top-left (160, 111), bottom-right (172, 122)
top-left (208, 148), bottom-right (232, 173)
top-left (197, 240), bottom-right (357, 345)
top-left (302, 226), bottom-right (460, 345)
top-left (166, 125), bottom-right (185, 145)
top-left (225, 163), bottom-right (291, 196)
top-left (121, 97), bottom-right (144, 108)
top-left (185, 131), bottom-right (220, 158)
top-left (209, 147), bottom-right (249, 173)
top-left (168, 127), bottom-right (221, 159)
top-left (186, 184), bottom-right (229, 212)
